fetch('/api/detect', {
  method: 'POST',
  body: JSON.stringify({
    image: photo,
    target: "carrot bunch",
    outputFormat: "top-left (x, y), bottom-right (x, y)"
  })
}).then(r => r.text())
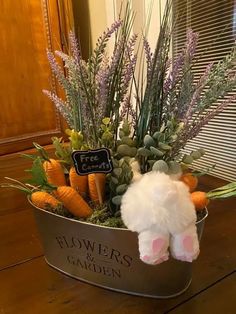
top-left (32, 155), bottom-right (93, 218)
top-left (191, 182), bottom-right (236, 211)
top-left (179, 171), bottom-right (236, 211)
top-left (36, 132), bottom-right (107, 208)
top-left (2, 131), bottom-right (107, 219)
top-left (63, 129), bottom-right (106, 204)
top-left (1, 156), bottom-right (93, 219)
top-left (51, 136), bottom-right (89, 197)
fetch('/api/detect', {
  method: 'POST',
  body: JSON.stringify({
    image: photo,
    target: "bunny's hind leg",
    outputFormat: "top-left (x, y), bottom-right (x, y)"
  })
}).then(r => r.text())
top-left (170, 224), bottom-right (199, 262)
top-left (138, 228), bottom-right (170, 265)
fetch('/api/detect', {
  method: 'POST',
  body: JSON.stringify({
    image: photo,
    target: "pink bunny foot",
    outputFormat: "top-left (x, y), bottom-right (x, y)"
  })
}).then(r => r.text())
top-left (139, 234), bottom-right (169, 265)
top-left (170, 225), bottom-right (200, 262)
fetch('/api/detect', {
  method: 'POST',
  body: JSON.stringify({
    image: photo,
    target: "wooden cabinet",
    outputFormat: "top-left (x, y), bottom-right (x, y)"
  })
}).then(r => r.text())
top-left (0, 0), bottom-right (73, 214)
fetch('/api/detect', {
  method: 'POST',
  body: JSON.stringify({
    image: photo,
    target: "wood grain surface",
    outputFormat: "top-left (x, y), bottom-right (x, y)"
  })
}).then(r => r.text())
top-left (167, 273), bottom-right (236, 314)
top-left (0, 0), bottom-right (66, 155)
top-left (0, 209), bottom-right (43, 270)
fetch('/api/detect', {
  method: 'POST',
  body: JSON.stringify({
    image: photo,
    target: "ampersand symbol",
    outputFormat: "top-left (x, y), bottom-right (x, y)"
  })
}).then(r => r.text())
top-left (86, 253), bottom-right (94, 262)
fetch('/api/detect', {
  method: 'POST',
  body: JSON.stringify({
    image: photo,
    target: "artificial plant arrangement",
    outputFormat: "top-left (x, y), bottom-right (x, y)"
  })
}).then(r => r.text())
top-left (2, 1), bottom-right (236, 265)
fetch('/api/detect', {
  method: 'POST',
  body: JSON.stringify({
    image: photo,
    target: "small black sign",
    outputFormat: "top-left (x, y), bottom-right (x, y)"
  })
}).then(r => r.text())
top-left (72, 148), bottom-right (113, 176)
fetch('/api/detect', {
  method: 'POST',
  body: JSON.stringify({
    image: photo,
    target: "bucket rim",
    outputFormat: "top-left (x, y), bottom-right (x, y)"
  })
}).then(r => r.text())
top-left (28, 197), bottom-right (208, 231)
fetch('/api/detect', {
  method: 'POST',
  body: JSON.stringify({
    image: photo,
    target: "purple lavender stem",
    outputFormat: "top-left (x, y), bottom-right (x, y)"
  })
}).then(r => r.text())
top-left (46, 50), bottom-right (71, 90)
top-left (164, 52), bottom-right (185, 94)
top-left (190, 94), bottom-right (236, 137)
top-left (143, 36), bottom-right (153, 84)
top-left (43, 90), bottom-right (73, 127)
top-left (185, 28), bottom-right (199, 60)
top-left (183, 62), bottom-right (214, 123)
top-left (69, 31), bottom-right (81, 66)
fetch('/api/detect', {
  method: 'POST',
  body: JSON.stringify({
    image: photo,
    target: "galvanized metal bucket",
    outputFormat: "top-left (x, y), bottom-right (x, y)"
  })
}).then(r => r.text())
top-left (32, 204), bottom-right (207, 298)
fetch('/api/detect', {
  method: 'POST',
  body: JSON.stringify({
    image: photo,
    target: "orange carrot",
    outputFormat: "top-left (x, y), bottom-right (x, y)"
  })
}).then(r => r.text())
top-left (191, 191), bottom-right (209, 211)
top-left (180, 173), bottom-right (198, 192)
top-left (33, 142), bottom-right (66, 187)
top-left (56, 186), bottom-right (92, 218)
top-left (1, 177), bottom-right (62, 212)
top-left (31, 191), bottom-right (61, 210)
top-left (88, 173), bottom-right (106, 204)
top-left (69, 167), bottom-right (88, 197)
top-left (43, 158), bottom-right (66, 187)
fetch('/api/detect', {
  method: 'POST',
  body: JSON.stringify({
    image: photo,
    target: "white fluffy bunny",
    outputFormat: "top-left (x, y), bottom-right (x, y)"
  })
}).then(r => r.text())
top-left (121, 170), bottom-right (200, 265)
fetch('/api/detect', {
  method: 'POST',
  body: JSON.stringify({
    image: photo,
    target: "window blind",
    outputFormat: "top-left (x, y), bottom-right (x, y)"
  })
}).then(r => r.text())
top-left (172, 0), bottom-right (236, 181)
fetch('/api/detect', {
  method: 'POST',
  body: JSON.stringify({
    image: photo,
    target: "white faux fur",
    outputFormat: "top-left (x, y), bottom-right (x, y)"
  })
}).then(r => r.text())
top-left (121, 171), bottom-right (199, 264)
top-left (121, 171), bottom-right (196, 234)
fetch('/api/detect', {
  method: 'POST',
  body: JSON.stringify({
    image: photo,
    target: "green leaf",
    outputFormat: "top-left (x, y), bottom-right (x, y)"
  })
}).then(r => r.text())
top-left (113, 168), bottom-right (122, 178)
top-left (112, 195), bottom-right (122, 206)
top-left (119, 130), bottom-right (125, 139)
top-left (153, 131), bottom-right (164, 141)
top-left (152, 131), bottom-right (160, 140)
top-left (152, 160), bottom-right (169, 173)
top-left (150, 146), bottom-right (164, 157)
top-left (121, 120), bottom-right (131, 136)
top-left (168, 161), bottom-right (181, 174)
top-left (192, 164), bottom-right (216, 177)
top-left (198, 148), bottom-right (206, 156)
top-left (110, 176), bottom-right (119, 185)
top-left (166, 120), bottom-right (172, 128)
top-left (100, 124), bottom-right (107, 131)
top-left (33, 142), bottom-right (50, 161)
top-left (144, 134), bottom-right (155, 148)
top-left (208, 182), bottom-right (236, 193)
top-left (207, 188), bottom-right (236, 199)
top-left (27, 157), bottom-right (55, 191)
top-left (121, 136), bottom-right (136, 147)
top-left (170, 134), bottom-right (178, 141)
top-left (190, 150), bottom-right (202, 160)
top-left (117, 144), bottom-right (131, 157)
top-left (182, 155), bottom-right (194, 164)
top-left (102, 117), bottom-right (110, 125)
top-left (176, 122), bottom-right (184, 133)
top-left (111, 158), bottom-right (119, 168)
top-left (51, 137), bottom-right (71, 165)
top-left (116, 184), bottom-right (128, 195)
top-left (137, 147), bottom-right (152, 157)
top-left (129, 147), bottom-right (137, 157)
top-left (21, 153), bottom-right (37, 160)
top-left (158, 142), bottom-right (172, 151)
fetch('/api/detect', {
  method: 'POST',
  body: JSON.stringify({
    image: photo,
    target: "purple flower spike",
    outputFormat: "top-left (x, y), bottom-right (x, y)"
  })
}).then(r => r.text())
top-left (184, 62), bottom-right (214, 122)
top-left (185, 29), bottom-right (199, 60)
top-left (69, 31), bottom-right (81, 65)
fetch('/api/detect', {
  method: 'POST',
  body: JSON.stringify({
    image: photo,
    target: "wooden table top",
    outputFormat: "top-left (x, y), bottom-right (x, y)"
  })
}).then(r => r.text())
top-left (0, 176), bottom-right (235, 314)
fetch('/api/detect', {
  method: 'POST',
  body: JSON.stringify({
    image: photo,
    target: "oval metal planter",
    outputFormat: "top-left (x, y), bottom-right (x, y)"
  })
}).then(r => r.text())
top-left (31, 201), bottom-right (208, 299)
